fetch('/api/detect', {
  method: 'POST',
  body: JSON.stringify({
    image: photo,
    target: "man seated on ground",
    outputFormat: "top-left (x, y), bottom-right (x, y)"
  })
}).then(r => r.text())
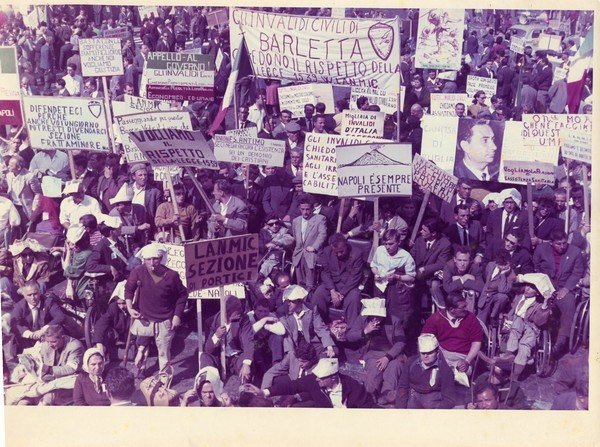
top-left (243, 357), bottom-right (375, 408)
top-left (395, 334), bottom-right (455, 409)
top-left (467, 382), bottom-right (504, 410)
top-left (551, 372), bottom-right (589, 410)
top-left (345, 298), bottom-right (406, 405)
top-left (439, 246), bottom-right (484, 311)
top-left (105, 366), bottom-right (136, 406)
top-left (311, 233), bottom-right (364, 325)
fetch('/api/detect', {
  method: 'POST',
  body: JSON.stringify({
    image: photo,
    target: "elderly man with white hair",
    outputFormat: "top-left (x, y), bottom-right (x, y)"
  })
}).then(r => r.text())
top-left (124, 243), bottom-right (187, 373)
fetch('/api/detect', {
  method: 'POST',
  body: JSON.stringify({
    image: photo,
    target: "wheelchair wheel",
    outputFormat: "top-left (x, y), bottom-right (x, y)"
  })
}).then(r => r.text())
top-left (569, 299), bottom-right (589, 354)
top-left (582, 301), bottom-right (590, 349)
top-left (84, 305), bottom-right (101, 349)
top-left (487, 324), bottom-right (498, 358)
top-left (535, 329), bottom-right (553, 378)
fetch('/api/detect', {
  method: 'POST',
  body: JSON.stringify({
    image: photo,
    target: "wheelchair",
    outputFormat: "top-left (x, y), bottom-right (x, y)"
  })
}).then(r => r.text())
top-left (569, 288), bottom-right (590, 354)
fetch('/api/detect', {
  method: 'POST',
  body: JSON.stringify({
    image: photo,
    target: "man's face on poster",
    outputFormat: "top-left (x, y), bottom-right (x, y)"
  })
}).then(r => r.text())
top-left (460, 123), bottom-right (497, 167)
top-left (455, 103), bottom-right (465, 118)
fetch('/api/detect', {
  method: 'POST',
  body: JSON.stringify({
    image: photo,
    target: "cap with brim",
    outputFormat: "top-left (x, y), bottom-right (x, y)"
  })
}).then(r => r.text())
top-left (66, 225), bottom-right (86, 244)
top-left (285, 121), bottom-right (301, 133)
top-left (282, 285), bottom-right (308, 301)
top-left (312, 358), bottom-right (339, 379)
top-left (130, 163), bottom-right (148, 175)
top-left (418, 334), bottom-right (439, 353)
top-left (63, 180), bottom-right (83, 195)
top-left (360, 298), bottom-right (386, 318)
top-left (292, 174), bottom-right (302, 185)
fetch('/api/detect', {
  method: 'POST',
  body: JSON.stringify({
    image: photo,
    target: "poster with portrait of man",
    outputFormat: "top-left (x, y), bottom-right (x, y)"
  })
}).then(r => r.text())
top-left (453, 118), bottom-right (504, 182)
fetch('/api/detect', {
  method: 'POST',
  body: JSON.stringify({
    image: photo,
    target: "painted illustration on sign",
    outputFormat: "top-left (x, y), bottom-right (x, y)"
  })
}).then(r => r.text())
top-left (415, 9), bottom-right (465, 70)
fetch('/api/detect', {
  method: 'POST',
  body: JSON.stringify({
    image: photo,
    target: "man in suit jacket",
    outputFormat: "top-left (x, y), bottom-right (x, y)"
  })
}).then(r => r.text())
top-left (441, 247), bottom-right (485, 312)
top-left (439, 179), bottom-right (476, 226)
top-left (532, 197), bottom-right (565, 248)
top-left (345, 299), bottom-right (406, 404)
top-left (482, 229), bottom-right (534, 275)
top-left (237, 106), bottom-right (257, 130)
top-left (444, 204), bottom-right (486, 260)
top-left (311, 233), bottom-right (364, 325)
top-left (477, 253), bottom-right (515, 325)
top-left (261, 341), bottom-right (318, 391)
top-left (485, 188), bottom-right (531, 250)
top-left (533, 230), bottom-right (585, 357)
top-left (476, 60), bottom-right (496, 79)
top-left (246, 357), bottom-right (374, 408)
top-left (208, 179), bottom-right (249, 238)
top-left (291, 195), bottom-right (327, 291)
top-left (6, 155), bottom-right (41, 235)
top-left (202, 295), bottom-right (255, 382)
top-left (129, 163), bottom-right (162, 233)
top-left (10, 281), bottom-right (65, 351)
top-left (297, 104), bottom-right (316, 133)
top-left (133, 44), bottom-right (149, 91)
top-left (454, 119), bottom-right (500, 182)
top-left (16, 324), bottom-right (83, 405)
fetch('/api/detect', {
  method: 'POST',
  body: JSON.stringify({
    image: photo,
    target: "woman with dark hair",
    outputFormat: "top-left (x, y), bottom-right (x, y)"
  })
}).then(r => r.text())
top-left (96, 153), bottom-right (128, 212)
top-left (467, 90), bottom-right (490, 118)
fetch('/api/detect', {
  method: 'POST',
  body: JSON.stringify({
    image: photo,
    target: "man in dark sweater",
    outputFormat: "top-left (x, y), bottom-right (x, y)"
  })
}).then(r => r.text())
top-left (124, 244), bottom-right (187, 371)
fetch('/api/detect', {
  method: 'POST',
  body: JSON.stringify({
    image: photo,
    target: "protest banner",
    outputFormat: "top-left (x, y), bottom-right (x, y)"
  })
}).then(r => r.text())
top-left (145, 52), bottom-right (215, 102)
top-left (113, 101), bottom-right (192, 163)
top-left (349, 86), bottom-right (402, 115)
top-left (79, 38), bottom-right (124, 77)
top-left (341, 110), bottom-right (386, 138)
top-left (0, 46), bottom-right (22, 126)
top-left (509, 36), bottom-right (525, 54)
top-left (129, 128), bottom-right (219, 169)
top-left (212, 134), bottom-right (286, 167)
top-left (420, 115), bottom-right (459, 173)
top-left (501, 160), bottom-right (556, 186)
top-left (412, 153), bottom-right (458, 202)
top-left (466, 75), bottom-right (497, 98)
top-left (430, 93), bottom-right (469, 117)
top-left (553, 66), bottom-right (568, 84)
top-left (538, 34), bottom-right (562, 52)
top-left (226, 127), bottom-right (258, 138)
top-left (23, 96), bottom-right (110, 152)
top-left (138, 6), bottom-right (159, 20)
top-left (278, 83), bottom-right (335, 116)
top-left (415, 9), bottom-right (465, 70)
top-left (521, 114), bottom-right (593, 147)
top-left (229, 9), bottom-right (401, 93)
top-left (561, 130), bottom-right (592, 164)
top-left (207, 8), bottom-right (229, 27)
top-left (337, 143), bottom-right (412, 197)
top-left (164, 243), bottom-right (201, 298)
top-left (102, 27), bottom-right (131, 40)
top-left (184, 234), bottom-right (259, 293)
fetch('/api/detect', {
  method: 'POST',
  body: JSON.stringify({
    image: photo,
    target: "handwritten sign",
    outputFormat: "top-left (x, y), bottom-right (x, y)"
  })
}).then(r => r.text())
top-left (412, 154), bottom-right (458, 202)
top-left (430, 93), bottom-right (469, 117)
top-left (501, 160), bottom-right (556, 186)
top-left (278, 83), bottom-right (335, 116)
top-left (466, 75), bottom-right (497, 98)
top-left (212, 134), bottom-right (285, 166)
top-left (509, 36), bottom-right (525, 54)
top-left (349, 86), bottom-right (402, 114)
top-left (561, 130), bottom-right (592, 164)
top-left (79, 38), bottom-right (124, 77)
top-left (420, 115), bottom-right (459, 173)
top-left (341, 110), bottom-right (385, 138)
top-left (0, 46), bottom-right (22, 125)
top-left (415, 8), bottom-right (465, 70)
top-left (521, 114), bottom-right (593, 147)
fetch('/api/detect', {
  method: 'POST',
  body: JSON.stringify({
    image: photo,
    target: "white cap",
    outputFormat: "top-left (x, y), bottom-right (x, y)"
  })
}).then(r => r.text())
top-left (498, 188), bottom-right (522, 208)
top-left (360, 298), bottom-right (386, 318)
top-left (136, 243), bottom-right (167, 261)
top-left (109, 280), bottom-right (127, 302)
top-left (418, 334), bottom-right (439, 353)
top-left (312, 358), bottom-right (339, 379)
top-left (282, 285), bottom-right (308, 302)
top-left (41, 175), bottom-right (63, 198)
top-left (101, 214), bottom-right (122, 229)
top-left (63, 180), bottom-right (83, 196)
top-left (9, 238), bottom-right (47, 256)
top-left (66, 225), bottom-right (86, 244)
top-left (109, 184), bottom-right (134, 205)
top-left (482, 192), bottom-right (500, 207)
top-left (517, 273), bottom-right (556, 299)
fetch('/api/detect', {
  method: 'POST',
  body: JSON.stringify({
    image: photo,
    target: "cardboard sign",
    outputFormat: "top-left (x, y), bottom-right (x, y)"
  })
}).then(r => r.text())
top-left (102, 27), bottom-right (131, 40)
top-left (212, 134), bottom-right (286, 167)
top-left (145, 52), bottom-right (215, 102)
top-left (154, 166), bottom-right (182, 183)
top-left (129, 129), bottom-right (219, 169)
top-left (553, 66), bottom-right (568, 84)
top-left (331, 8), bottom-right (345, 18)
top-left (430, 93), bottom-right (469, 117)
top-left (412, 153), bottom-right (458, 202)
top-left (195, 284), bottom-right (246, 300)
top-left (466, 75), bottom-right (497, 98)
top-left (337, 143), bottom-right (412, 197)
top-left (349, 86), bottom-right (402, 115)
top-left (509, 37), bottom-right (525, 54)
top-left (341, 110), bottom-right (386, 138)
top-left (420, 115), bottom-right (459, 173)
top-left (164, 243), bottom-right (201, 298)
top-left (538, 34), bottom-right (562, 52)
top-left (415, 8), bottom-right (465, 70)
top-left (79, 38), bottom-right (124, 77)
top-left (184, 234), bottom-right (259, 293)
top-left (229, 9), bottom-right (401, 93)
top-left (226, 127), bottom-right (258, 138)
top-left (113, 101), bottom-right (191, 163)
top-left (561, 130), bottom-right (592, 164)
top-left (278, 83), bottom-right (335, 117)
top-left (501, 160), bottom-right (556, 186)
top-left (138, 6), bottom-right (159, 20)
top-left (23, 96), bottom-right (110, 151)
top-left (521, 114), bottom-right (593, 147)
top-left (206, 8), bottom-right (229, 27)
top-left (0, 46), bottom-right (23, 126)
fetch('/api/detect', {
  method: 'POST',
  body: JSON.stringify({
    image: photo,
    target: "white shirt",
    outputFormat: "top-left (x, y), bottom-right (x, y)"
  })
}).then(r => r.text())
top-left (29, 150), bottom-right (69, 175)
top-left (515, 296), bottom-right (537, 318)
top-left (6, 169), bottom-right (37, 206)
top-left (301, 218), bottom-right (309, 241)
top-left (462, 158), bottom-right (491, 181)
top-left (59, 195), bottom-right (102, 226)
top-left (62, 74), bottom-right (83, 96)
top-left (293, 309), bottom-right (306, 332)
top-left (370, 246), bottom-right (416, 292)
top-left (326, 381), bottom-right (345, 408)
top-left (0, 197), bottom-right (21, 228)
top-left (501, 209), bottom-right (516, 236)
top-left (132, 183), bottom-right (146, 207)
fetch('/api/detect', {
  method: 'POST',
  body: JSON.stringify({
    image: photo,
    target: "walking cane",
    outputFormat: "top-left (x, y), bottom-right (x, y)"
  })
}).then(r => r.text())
top-left (121, 281), bottom-right (141, 366)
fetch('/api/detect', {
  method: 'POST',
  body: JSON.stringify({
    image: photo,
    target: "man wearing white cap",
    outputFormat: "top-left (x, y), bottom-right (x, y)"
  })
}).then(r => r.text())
top-left (109, 184), bottom-right (150, 253)
top-left (124, 243), bottom-right (187, 371)
top-left (59, 180), bottom-right (102, 230)
top-left (243, 357), bottom-right (374, 408)
top-left (485, 188), bottom-right (530, 248)
top-left (279, 285), bottom-right (336, 359)
top-left (345, 298), bottom-right (406, 405)
top-left (396, 333), bottom-right (455, 409)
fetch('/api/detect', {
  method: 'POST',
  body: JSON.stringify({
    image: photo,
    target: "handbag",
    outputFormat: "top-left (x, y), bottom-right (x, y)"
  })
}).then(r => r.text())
top-left (140, 366), bottom-right (179, 406)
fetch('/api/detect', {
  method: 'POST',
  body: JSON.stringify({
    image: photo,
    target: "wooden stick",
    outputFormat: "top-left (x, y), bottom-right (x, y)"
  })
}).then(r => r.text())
top-left (121, 281), bottom-right (140, 366)
top-left (526, 182), bottom-right (535, 239)
top-left (101, 76), bottom-right (116, 153)
top-left (164, 169), bottom-right (186, 242)
top-left (219, 285), bottom-right (226, 377)
top-left (368, 198), bottom-right (380, 263)
top-left (336, 198), bottom-right (346, 233)
top-left (196, 298), bottom-right (203, 372)
top-left (410, 190), bottom-right (431, 244)
top-left (565, 160), bottom-right (571, 233)
top-left (582, 164), bottom-right (590, 226)
top-left (68, 151), bottom-right (76, 180)
top-left (184, 167), bottom-right (215, 213)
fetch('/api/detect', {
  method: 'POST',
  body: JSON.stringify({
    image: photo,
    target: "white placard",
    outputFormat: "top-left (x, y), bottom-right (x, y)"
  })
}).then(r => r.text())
top-left (212, 134), bottom-right (286, 167)
top-left (430, 93), bottom-right (469, 117)
top-left (420, 115), bottom-right (459, 173)
top-left (341, 110), bottom-right (385, 138)
top-left (349, 86), bottom-right (402, 114)
top-left (79, 38), bottom-right (124, 77)
top-left (466, 75), bottom-right (497, 98)
top-left (278, 83), bottom-right (335, 117)
top-left (415, 9), bottom-right (465, 70)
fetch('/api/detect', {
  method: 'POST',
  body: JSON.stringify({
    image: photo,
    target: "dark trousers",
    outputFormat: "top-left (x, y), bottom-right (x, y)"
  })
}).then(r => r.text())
top-left (311, 285), bottom-right (361, 325)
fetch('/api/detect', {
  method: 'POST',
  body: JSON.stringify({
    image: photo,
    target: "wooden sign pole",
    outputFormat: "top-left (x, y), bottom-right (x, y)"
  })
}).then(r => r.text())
top-left (565, 160), bottom-right (571, 233)
top-left (368, 197), bottom-right (380, 263)
top-left (101, 76), bottom-right (116, 153)
top-left (336, 198), bottom-right (346, 233)
top-left (68, 151), bottom-right (76, 180)
top-left (582, 164), bottom-right (590, 226)
top-left (196, 298), bottom-right (203, 372)
top-left (219, 285), bottom-right (226, 376)
top-left (410, 190), bottom-right (431, 245)
top-left (183, 167), bottom-right (215, 213)
top-left (164, 169), bottom-right (186, 242)
top-left (526, 182), bottom-right (535, 239)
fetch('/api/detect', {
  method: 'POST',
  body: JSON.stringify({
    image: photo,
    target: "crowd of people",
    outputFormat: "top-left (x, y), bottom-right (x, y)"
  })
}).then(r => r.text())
top-left (0, 5), bottom-right (592, 410)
